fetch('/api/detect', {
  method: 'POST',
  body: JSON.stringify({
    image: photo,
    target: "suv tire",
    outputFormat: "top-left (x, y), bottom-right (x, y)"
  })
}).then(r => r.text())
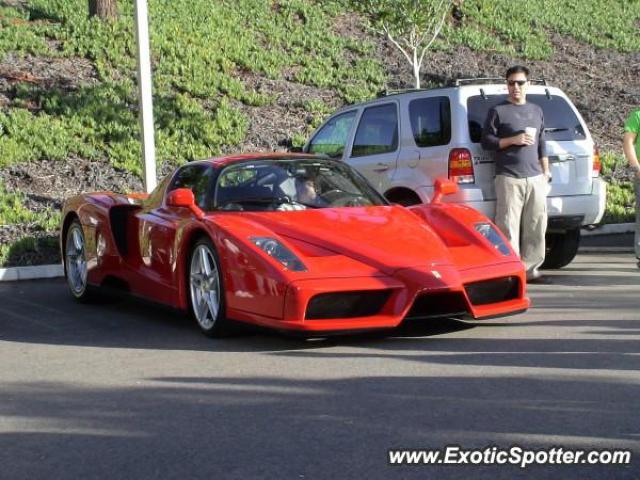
top-left (385, 190), bottom-right (421, 207)
top-left (542, 228), bottom-right (580, 269)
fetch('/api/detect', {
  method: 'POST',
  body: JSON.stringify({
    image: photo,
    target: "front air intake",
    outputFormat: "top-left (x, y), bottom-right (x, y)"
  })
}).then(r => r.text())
top-left (405, 291), bottom-right (469, 319)
top-left (465, 277), bottom-right (520, 305)
top-left (305, 291), bottom-right (391, 320)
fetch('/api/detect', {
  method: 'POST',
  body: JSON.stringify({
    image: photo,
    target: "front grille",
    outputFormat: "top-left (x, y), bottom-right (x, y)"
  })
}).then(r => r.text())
top-left (305, 290), bottom-right (391, 320)
top-left (465, 276), bottom-right (520, 306)
top-left (405, 291), bottom-right (469, 319)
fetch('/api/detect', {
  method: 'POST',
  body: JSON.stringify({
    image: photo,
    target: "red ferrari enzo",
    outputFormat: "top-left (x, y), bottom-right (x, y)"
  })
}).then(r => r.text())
top-left (61, 153), bottom-right (529, 336)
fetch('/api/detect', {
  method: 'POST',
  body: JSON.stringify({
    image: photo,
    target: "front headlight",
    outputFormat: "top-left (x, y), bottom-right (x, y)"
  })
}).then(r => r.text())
top-left (250, 237), bottom-right (307, 271)
top-left (474, 223), bottom-right (511, 256)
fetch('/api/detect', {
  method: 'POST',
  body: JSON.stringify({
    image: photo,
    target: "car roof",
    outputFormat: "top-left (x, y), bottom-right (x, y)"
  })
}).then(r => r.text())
top-left (195, 152), bottom-right (328, 168)
top-left (329, 83), bottom-right (567, 112)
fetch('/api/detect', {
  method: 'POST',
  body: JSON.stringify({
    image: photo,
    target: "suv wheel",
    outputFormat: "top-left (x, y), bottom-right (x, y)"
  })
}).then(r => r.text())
top-left (385, 190), bottom-right (421, 207)
top-left (542, 228), bottom-right (580, 269)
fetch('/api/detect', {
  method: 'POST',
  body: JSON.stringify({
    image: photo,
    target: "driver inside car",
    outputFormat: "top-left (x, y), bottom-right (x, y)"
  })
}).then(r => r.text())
top-left (296, 175), bottom-right (319, 205)
top-left (278, 174), bottom-right (328, 210)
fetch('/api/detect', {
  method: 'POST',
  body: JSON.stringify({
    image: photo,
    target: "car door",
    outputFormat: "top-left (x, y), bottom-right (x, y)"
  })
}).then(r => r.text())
top-left (345, 102), bottom-right (400, 193)
top-left (134, 163), bottom-right (213, 303)
top-left (395, 95), bottom-right (452, 192)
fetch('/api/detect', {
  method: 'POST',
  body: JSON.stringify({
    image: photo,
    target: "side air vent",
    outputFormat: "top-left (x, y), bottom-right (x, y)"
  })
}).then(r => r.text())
top-left (109, 206), bottom-right (140, 257)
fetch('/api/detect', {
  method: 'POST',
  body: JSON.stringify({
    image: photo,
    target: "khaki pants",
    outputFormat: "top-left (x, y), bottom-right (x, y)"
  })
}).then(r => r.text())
top-left (635, 177), bottom-right (639, 259)
top-left (495, 174), bottom-right (548, 273)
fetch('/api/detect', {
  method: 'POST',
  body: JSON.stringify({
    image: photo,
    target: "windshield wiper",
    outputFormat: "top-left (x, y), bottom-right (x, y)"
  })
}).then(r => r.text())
top-left (544, 127), bottom-right (569, 133)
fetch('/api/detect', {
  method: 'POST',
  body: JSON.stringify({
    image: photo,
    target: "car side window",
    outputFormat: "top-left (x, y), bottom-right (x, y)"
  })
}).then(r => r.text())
top-left (308, 110), bottom-right (357, 158)
top-left (351, 103), bottom-right (398, 157)
top-left (409, 97), bottom-right (451, 147)
top-left (145, 174), bottom-right (172, 208)
top-left (168, 164), bottom-right (212, 209)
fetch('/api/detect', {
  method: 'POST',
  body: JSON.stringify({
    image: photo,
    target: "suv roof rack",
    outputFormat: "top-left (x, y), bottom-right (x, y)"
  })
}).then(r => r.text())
top-left (455, 77), bottom-right (548, 86)
top-left (376, 88), bottom-right (428, 98)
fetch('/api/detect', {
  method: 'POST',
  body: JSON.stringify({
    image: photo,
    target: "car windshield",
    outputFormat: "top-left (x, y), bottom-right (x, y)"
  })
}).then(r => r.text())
top-left (213, 158), bottom-right (387, 211)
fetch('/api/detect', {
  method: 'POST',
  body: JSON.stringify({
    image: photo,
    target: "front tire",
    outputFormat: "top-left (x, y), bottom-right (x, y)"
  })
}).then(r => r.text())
top-left (542, 228), bottom-right (580, 269)
top-left (64, 219), bottom-right (93, 301)
top-left (188, 237), bottom-right (229, 337)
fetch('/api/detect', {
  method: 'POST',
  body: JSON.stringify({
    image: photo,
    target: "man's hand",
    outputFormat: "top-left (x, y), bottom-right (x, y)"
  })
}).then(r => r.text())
top-left (511, 132), bottom-right (535, 146)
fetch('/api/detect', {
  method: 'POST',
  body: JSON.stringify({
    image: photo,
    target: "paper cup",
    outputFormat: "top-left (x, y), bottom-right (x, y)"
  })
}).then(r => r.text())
top-left (525, 127), bottom-right (537, 138)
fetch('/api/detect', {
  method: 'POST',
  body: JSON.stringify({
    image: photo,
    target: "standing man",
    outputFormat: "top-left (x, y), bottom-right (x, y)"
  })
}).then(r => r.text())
top-left (481, 65), bottom-right (551, 282)
top-left (622, 108), bottom-right (640, 267)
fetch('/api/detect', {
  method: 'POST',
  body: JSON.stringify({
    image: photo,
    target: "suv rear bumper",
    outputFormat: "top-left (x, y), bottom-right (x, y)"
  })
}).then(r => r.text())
top-left (417, 178), bottom-right (606, 229)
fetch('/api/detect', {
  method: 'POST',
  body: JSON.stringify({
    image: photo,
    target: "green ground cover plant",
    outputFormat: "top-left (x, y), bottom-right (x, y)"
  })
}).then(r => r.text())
top-left (0, 0), bottom-right (386, 173)
top-left (448, 0), bottom-right (640, 59)
top-left (0, 0), bottom-right (637, 266)
top-left (600, 152), bottom-right (636, 224)
top-left (0, 182), bottom-right (60, 265)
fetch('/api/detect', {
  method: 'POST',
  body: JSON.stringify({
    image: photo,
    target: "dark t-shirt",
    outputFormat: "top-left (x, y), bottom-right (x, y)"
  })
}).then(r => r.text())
top-left (481, 101), bottom-right (547, 178)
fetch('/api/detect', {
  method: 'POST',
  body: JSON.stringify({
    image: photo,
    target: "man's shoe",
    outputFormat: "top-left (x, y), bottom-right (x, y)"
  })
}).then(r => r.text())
top-left (526, 270), bottom-right (542, 282)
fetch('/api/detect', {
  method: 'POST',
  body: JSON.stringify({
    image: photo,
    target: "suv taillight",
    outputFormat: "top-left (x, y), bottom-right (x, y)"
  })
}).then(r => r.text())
top-left (448, 148), bottom-right (475, 184)
top-left (592, 145), bottom-right (601, 177)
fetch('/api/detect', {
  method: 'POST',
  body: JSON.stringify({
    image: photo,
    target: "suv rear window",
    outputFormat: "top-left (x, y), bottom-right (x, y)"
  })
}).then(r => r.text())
top-left (467, 94), bottom-right (587, 143)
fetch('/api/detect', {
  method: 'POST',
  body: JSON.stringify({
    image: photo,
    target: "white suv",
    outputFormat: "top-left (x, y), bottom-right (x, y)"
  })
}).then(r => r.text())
top-left (303, 79), bottom-right (606, 268)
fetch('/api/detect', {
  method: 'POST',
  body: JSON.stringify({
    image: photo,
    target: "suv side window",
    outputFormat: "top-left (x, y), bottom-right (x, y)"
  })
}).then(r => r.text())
top-left (168, 164), bottom-right (213, 209)
top-left (351, 103), bottom-right (398, 157)
top-left (308, 110), bottom-right (357, 158)
top-left (409, 97), bottom-right (451, 147)
top-left (467, 94), bottom-right (586, 142)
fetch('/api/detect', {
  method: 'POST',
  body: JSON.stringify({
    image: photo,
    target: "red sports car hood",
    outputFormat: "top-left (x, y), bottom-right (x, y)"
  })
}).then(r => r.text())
top-left (217, 206), bottom-right (453, 274)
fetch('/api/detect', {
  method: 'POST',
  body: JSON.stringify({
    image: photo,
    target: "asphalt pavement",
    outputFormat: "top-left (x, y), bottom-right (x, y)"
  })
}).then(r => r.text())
top-left (0, 252), bottom-right (638, 480)
top-left (581, 232), bottom-right (635, 249)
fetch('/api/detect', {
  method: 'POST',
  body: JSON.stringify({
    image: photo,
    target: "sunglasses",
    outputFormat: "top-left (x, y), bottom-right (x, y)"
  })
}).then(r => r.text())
top-left (507, 80), bottom-right (527, 87)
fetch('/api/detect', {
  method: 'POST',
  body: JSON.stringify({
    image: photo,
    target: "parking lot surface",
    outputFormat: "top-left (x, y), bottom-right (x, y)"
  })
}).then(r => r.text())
top-left (0, 253), bottom-right (638, 479)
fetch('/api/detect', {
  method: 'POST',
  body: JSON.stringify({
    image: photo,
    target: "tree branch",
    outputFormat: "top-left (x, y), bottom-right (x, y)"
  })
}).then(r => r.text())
top-left (383, 24), bottom-right (414, 65)
top-left (418, 0), bottom-right (450, 68)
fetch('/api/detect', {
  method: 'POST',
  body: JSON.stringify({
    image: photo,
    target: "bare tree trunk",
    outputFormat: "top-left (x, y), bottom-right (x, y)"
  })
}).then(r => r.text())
top-left (88, 0), bottom-right (118, 20)
top-left (412, 49), bottom-right (420, 89)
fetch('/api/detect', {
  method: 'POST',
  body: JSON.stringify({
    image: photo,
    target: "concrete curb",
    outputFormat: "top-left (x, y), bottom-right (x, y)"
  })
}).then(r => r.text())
top-left (0, 264), bottom-right (64, 282)
top-left (582, 223), bottom-right (634, 236)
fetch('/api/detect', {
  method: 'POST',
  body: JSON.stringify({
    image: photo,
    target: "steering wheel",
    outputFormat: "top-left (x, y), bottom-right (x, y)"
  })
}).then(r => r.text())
top-left (321, 189), bottom-right (346, 203)
top-left (328, 193), bottom-right (369, 207)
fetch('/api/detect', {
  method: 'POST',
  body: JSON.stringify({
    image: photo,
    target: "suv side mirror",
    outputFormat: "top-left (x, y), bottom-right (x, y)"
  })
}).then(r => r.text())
top-left (431, 178), bottom-right (459, 204)
top-left (166, 188), bottom-right (204, 219)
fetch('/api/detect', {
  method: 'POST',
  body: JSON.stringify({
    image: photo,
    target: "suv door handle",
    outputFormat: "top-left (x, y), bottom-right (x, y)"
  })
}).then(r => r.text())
top-left (549, 154), bottom-right (576, 163)
top-left (373, 162), bottom-right (389, 172)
